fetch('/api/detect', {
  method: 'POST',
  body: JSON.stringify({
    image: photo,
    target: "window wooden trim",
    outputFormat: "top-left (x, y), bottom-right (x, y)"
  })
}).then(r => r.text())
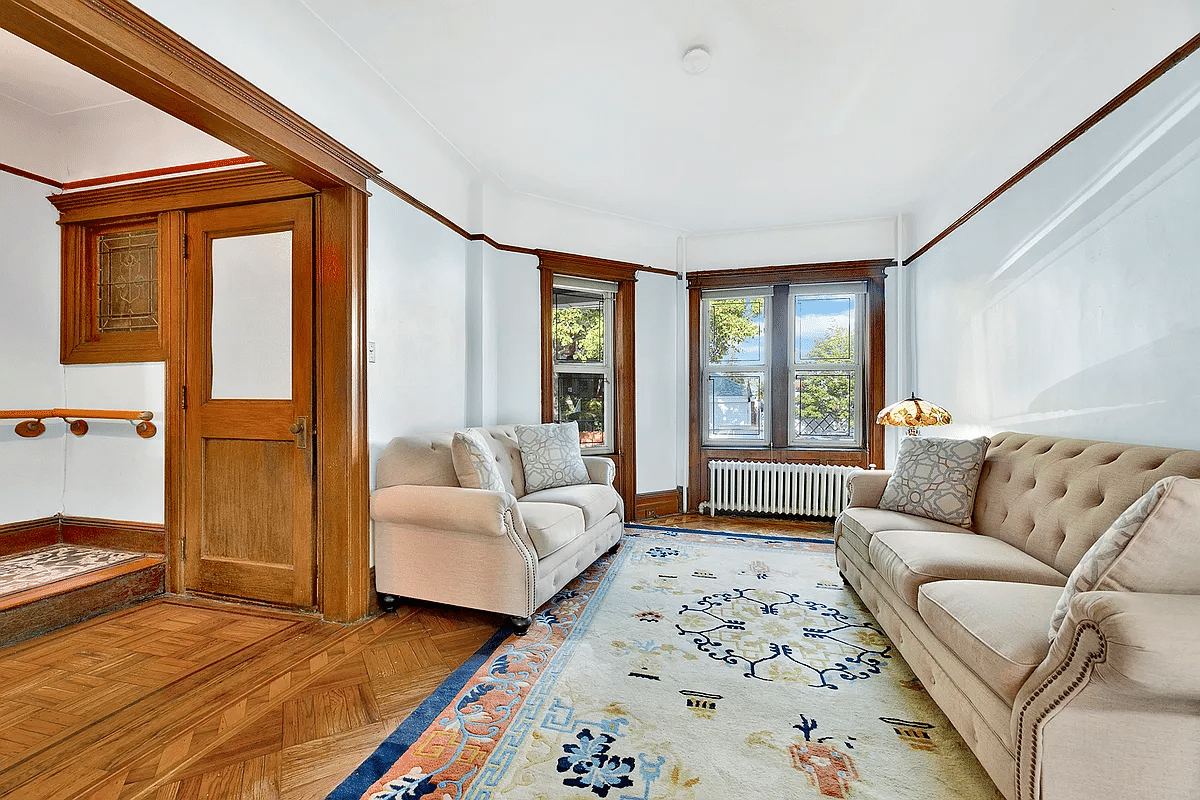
top-left (687, 259), bottom-right (891, 512)
top-left (538, 250), bottom-right (637, 515)
top-left (61, 214), bottom-right (166, 364)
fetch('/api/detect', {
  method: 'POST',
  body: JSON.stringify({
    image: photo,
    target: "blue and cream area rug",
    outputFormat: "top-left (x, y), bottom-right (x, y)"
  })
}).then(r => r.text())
top-left (330, 528), bottom-right (1002, 799)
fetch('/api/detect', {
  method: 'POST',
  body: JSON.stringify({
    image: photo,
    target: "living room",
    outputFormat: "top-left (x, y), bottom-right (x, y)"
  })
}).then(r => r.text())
top-left (0, 2), bottom-right (1198, 798)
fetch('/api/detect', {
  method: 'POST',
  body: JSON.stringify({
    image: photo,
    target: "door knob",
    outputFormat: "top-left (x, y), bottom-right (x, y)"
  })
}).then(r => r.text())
top-left (289, 416), bottom-right (308, 449)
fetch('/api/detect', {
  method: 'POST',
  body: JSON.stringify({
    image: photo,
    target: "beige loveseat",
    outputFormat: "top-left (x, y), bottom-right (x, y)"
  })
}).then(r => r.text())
top-left (835, 431), bottom-right (1200, 800)
top-left (371, 425), bottom-right (624, 631)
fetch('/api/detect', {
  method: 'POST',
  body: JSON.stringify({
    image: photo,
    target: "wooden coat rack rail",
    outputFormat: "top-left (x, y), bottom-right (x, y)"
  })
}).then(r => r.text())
top-left (0, 408), bottom-right (156, 438)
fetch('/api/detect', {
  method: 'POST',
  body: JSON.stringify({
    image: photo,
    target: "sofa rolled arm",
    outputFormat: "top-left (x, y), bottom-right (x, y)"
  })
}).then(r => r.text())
top-left (1064, 590), bottom-right (1200, 699)
top-left (370, 484), bottom-right (519, 537)
top-left (1012, 590), bottom-right (1200, 800)
top-left (846, 469), bottom-right (892, 508)
top-left (583, 455), bottom-right (616, 487)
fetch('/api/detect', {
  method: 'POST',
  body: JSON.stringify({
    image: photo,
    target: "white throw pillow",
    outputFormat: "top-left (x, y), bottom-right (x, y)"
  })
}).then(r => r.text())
top-left (451, 428), bottom-right (507, 493)
top-left (1048, 476), bottom-right (1200, 641)
top-left (878, 435), bottom-right (990, 528)
top-left (515, 421), bottom-right (590, 492)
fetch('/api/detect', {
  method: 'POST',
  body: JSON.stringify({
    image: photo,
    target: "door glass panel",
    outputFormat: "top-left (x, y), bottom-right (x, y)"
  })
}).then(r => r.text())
top-left (210, 231), bottom-right (292, 400)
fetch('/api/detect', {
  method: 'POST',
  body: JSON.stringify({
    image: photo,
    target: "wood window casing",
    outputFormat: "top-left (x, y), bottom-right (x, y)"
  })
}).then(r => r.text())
top-left (61, 214), bottom-right (166, 364)
top-left (687, 259), bottom-right (891, 512)
top-left (538, 250), bottom-right (637, 515)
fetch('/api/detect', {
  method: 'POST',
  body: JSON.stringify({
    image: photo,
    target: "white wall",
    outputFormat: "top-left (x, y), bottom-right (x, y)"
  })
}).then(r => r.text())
top-left (1, 90), bottom-right (244, 525)
top-left (635, 271), bottom-right (680, 492)
top-left (366, 189), bottom-right (472, 484)
top-left (60, 365), bottom-right (165, 522)
top-left (905, 3), bottom-right (1200, 257)
top-left (685, 216), bottom-right (897, 271)
top-left (911, 48), bottom-right (1200, 450)
top-left (60, 100), bottom-right (241, 182)
top-left (482, 246), bottom-right (541, 427)
top-left (0, 94), bottom-right (64, 178)
top-left (480, 180), bottom-right (681, 268)
top-left (0, 172), bottom-right (65, 524)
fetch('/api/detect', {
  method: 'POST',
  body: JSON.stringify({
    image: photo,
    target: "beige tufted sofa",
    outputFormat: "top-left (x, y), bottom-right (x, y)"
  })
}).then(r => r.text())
top-left (835, 431), bottom-right (1200, 800)
top-left (371, 425), bottom-right (624, 631)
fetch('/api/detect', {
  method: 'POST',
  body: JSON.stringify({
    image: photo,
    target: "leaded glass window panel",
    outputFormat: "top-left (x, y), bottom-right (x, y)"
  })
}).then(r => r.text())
top-left (97, 229), bottom-right (158, 332)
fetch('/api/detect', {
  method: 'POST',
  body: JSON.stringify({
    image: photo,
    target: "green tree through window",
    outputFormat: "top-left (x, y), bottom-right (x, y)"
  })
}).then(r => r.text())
top-left (707, 298), bottom-right (764, 364)
top-left (553, 305), bottom-right (603, 362)
top-left (796, 324), bottom-right (853, 437)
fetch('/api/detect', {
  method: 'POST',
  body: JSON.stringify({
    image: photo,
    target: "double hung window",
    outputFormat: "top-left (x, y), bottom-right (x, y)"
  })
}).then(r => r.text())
top-left (701, 282), bottom-right (867, 448)
top-left (550, 276), bottom-right (615, 453)
top-left (790, 283), bottom-right (865, 447)
top-left (701, 288), bottom-right (770, 445)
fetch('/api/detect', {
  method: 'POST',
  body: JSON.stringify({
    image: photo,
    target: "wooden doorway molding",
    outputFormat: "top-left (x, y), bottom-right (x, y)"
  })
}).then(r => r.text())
top-left (4, 0), bottom-right (375, 622)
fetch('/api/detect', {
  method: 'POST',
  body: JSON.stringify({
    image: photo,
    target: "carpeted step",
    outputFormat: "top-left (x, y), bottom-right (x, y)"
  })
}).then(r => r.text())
top-left (0, 544), bottom-right (165, 646)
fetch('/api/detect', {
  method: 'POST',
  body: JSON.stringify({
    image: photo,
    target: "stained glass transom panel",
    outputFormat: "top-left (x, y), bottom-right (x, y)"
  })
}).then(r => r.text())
top-left (97, 229), bottom-right (158, 332)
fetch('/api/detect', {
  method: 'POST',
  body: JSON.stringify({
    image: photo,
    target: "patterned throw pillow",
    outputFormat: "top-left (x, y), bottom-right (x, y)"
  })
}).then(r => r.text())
top-left (878, 435), bottom-right (991, 528)
top-left (451, 428), bottom-right (507, 493)
top-left (1048, 476), bottom-right (1200, 641)
top-left (515, 422), bottom-right (591, 493)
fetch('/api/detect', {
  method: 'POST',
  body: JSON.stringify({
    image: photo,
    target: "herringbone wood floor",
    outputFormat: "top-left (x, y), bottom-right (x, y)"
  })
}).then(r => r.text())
top-left (0, 519), bottom-right (832, 799)
top-left (0, 597), bottom-right (500, 800)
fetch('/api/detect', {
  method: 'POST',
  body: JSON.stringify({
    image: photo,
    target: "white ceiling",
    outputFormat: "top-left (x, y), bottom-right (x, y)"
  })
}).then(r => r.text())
top-left (296, 0), bottom-right (1193, 234)
top-left (0, 27), bottom-right (132, 115)
top-left (2, 3), bottom-right (1194, 239)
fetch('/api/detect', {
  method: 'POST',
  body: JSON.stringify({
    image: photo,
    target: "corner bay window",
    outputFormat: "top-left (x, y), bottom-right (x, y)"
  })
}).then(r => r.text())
top-left (551, 276), bottom-right (616, 452)
top-left (688, 260), bottom-right (888, 510)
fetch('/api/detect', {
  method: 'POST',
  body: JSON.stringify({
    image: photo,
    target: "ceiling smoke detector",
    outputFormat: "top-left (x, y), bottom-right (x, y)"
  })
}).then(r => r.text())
top-left (682, 45), bottom-right (711, 75)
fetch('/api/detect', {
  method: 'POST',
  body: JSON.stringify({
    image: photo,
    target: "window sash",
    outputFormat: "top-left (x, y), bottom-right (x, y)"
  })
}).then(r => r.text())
top-left (701, 294), bottom-right (771, 445)
top-left (788, 286), bottom-right (865, 447)
top-left (701, 294), bottom-right (770, 368)
top-left (704, 370), bottom-right (768, 445)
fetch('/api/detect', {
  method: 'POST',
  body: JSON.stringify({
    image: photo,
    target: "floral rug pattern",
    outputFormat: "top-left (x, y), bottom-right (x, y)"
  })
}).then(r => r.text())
top-left (330, 528), bottom-right (1002, 799)
top-left (0, 544), bottom-right (143, 598)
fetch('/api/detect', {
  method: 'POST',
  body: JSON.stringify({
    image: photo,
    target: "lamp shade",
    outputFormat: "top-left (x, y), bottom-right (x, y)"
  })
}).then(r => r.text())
top-left (876, 394), bottom-right (952, 429)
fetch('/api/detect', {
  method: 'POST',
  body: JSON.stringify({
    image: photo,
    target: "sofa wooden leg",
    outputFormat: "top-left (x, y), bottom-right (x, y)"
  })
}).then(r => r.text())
top-left (510, 615), bottom-right (533, 635)
top-left (378, 593), bottom-right (400, 613)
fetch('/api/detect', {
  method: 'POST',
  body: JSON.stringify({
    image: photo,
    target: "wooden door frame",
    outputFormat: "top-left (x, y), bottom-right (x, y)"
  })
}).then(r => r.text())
top-left (5, 0), bottom-right (374, 622)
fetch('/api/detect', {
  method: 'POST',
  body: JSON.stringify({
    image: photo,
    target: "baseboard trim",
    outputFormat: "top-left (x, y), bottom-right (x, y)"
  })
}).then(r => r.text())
top-left (0, 515), bottom-right (167, 556)
top-left (0, 517), bottom-right (60, 557)
top-left (634, 487), bottom-right (684, 520)
top-left (60, 516), bottom-right (167, 554)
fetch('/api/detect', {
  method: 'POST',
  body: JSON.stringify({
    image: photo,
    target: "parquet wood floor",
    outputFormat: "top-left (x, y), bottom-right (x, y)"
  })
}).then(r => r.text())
top-left (0, 519), bottom-right (830, 799)
top-left (0, 596), bottom-right (499, 800)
